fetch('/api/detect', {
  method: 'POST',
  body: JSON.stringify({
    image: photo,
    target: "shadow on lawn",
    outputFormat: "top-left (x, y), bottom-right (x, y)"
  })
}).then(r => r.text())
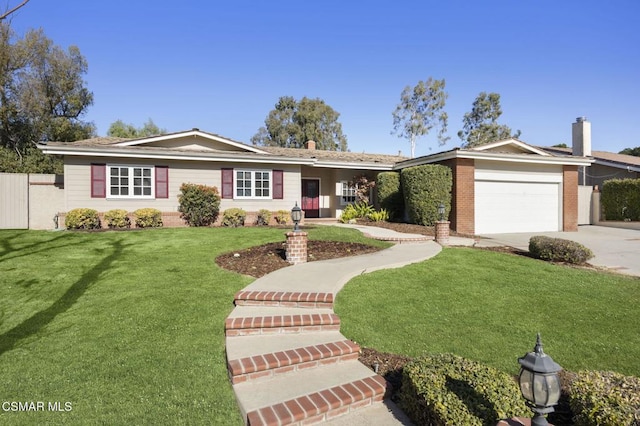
top-left (0, 231), bottom-right (74, 263)
top-left (0, 238), bottom-right (128, 356)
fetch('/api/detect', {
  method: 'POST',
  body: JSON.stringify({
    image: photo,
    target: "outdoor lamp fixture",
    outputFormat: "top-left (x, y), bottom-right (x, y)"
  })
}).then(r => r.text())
top-left (437, 203), bottom-right (446, 221)
top-left (291, 202), bottom-right (302, 232)
top-left (518, 333), bottom-right (563, 426)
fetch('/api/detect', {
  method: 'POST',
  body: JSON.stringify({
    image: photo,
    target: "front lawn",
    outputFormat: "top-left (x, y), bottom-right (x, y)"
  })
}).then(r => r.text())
top-left (0, 226), bottom-right (380, 425)
top-left (336, 247), bottom-right (640, 377)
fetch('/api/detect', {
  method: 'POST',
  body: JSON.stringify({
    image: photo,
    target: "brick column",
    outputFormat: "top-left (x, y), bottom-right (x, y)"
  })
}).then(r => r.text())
top-left (285, 232), bottom-right (308, 265)
top-left (435, 221), bottom-right (450, 246)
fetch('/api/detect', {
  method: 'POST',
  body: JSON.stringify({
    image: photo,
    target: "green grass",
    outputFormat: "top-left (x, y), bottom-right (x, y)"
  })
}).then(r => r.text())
top-left (0, 225), bottom-right (381, 425)
top-left (336, 247), bottom-right (640, 377)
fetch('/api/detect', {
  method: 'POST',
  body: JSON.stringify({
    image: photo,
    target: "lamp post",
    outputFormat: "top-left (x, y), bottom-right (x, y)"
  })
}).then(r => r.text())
top-left (435, 202), bottom-right (449, 245)
top-left (437, 203), bottom-right (446, 221)
top-left (291, 202), bottom-right (302, 232)
top-left (518, 333), bottom-right (562, 426)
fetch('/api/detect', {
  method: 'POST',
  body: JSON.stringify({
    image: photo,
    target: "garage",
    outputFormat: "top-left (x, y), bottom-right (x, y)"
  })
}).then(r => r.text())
top-left (474, 161), bottom-right (563, 234)
top-left (475, 180), bottom-right (561, 234)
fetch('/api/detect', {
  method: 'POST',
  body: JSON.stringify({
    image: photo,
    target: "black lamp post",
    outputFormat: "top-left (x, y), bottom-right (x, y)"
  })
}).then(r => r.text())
top-left (291, 202), bottom-right (302, 232)
top-left (518, 333), bottom-right (562, 426)
top-left (437, 203), bottom-right (446, 221)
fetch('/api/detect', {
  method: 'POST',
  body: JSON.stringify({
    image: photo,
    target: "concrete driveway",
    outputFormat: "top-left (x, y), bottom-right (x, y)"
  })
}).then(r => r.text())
top-left (478, 225), bottom-right (640, 277)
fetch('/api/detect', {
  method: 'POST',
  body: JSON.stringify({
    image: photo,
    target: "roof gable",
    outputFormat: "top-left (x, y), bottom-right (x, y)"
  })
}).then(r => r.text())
top-left (470, 139), bottom-right (551, 156)
top-left (114, 129), bottom-right (268, 154)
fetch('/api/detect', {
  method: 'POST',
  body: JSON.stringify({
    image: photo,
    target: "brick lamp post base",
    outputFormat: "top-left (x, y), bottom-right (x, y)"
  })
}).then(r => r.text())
top-left (285, 231), bottom-right (308, 265)
top-left (435, 220), bottom-right (450, 245)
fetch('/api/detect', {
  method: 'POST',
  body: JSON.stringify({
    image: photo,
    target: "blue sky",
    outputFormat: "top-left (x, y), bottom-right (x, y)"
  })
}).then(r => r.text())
top-left (10, 0), bottom-right (640, 157)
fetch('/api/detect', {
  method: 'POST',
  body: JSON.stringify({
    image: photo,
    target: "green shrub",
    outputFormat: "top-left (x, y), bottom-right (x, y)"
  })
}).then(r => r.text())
top-left (601, 178), bottom-right (640, 221)
top-left (377, 171), bottom-right (404, 220)
top-left (399, 353), bottom-right (530, 426)
top-left (103, 209), bottom-right (130, 229)
top-left (256, 209), bottom-right (272, 226)
top-left (368, 209), bottom-right (389, 222)
top-left (568, 371), bottom-right (640, 426)
top-left (222, 208), bottom-right (246, 227)
top-left (400, 165), bottom-right (451, 226)
top-left (134, 208), bottom-right (163, 228)
top-left (529, 236), bottom-right (594, 264)
top-left (65, 208), bottom-right (100, 230)
top-left (274, 210), bottom-right (289, 225)
top-left (177, 183), bottom-right (221, 226)
top-left (339, 202), bottom-right (374, 223)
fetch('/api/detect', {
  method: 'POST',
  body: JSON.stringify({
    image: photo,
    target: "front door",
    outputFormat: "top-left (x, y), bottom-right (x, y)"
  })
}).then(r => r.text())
top-left (301, 179), bottom-right (320, 218)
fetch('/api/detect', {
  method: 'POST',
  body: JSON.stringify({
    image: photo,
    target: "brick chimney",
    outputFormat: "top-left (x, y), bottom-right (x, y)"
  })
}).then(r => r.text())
top-left (305, 140), bottom-right (316, 150)
top-left (572, 117), bottom-right (591, 157)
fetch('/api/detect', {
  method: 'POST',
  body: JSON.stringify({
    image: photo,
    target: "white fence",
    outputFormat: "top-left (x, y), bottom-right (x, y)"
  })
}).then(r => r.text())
top-left (0, 173), bottom-right (64, 229)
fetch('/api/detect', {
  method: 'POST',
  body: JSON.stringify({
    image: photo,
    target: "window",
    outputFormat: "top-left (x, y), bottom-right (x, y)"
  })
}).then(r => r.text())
top-left (108, 165), bottom-right (154, 198)
top-left (340, 181), bottom-right (356, 205)
top-left (235, 170), bottom-right (271, 199)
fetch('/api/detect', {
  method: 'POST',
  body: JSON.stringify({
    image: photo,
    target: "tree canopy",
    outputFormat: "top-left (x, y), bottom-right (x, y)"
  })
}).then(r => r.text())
top-left (619, 147), bottom-right (640, 157)
top-left (392, 78), bottom-right (449, 158)
top-left (107, 119), bottom-right (166, 138)
top-left (0, 21), bottom-right (94, 173)
top-left (457, 92), bottom-right (520, 148)
top-left (251, 96), bottom-right (348, 151)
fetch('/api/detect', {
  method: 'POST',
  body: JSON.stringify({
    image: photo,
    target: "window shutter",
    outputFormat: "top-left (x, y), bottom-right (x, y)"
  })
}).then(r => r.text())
top-left (273, 170), bottom-right (284, 199)
top-left (155, 166), bottom-right (169, 198)
top-left (91, 164), bottom-right (106, 198)
top-left (222, 168), bottom-right (233, 199)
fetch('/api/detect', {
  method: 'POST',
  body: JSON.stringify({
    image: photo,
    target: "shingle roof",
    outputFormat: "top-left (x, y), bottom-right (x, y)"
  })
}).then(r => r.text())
top-left (542, 146), bottom-right (640, 167)
top-left (258, 146), bottom-right (407, 164)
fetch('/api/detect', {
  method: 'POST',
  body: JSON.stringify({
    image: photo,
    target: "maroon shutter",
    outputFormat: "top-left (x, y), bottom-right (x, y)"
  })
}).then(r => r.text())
top-left (222, 168), bottom-right (233, 199)
top-left (273, 170), bottom-right (283, 199)
top-left (155, 166), bottom-right (168, 198)
top-left (91, 164), bottom-right (106, 198)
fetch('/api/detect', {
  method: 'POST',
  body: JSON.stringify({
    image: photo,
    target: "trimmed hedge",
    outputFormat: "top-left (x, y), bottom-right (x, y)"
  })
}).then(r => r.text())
top-left (376, 171), bottom-right (404, 220)
top-left (529, 236), bottom-right (594, 264)
top-left (274, 210), bottom-right (289, 225)
top-left (65, 208), bottom-right (100, 230)
top-left (178, 183), bottom-right (221, 227)
top-left (256, 209), bottom-right (272, 226)
top-left (602, 178), bottom-right (640, 221)
top-left (400, 165), bottom-right (451, 226)
top-left (568, 371), bottom-right (640, 426)
top-left (134, 208), bottom-right (163, 228)
top-left (399, 353), bottom-right (530, 425)
top-left (103, 209), bottom-right (130, 229)
top-left (222, 208), bottom-right (246, 227)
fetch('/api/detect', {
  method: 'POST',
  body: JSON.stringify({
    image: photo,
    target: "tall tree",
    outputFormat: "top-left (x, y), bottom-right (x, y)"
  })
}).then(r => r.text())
top-left (251, 96), bottom-right (348, 151)
top-left (392, 78), bottom-right (449, 158)
top-left (107, 119), bottom-right (166, 138)
top-left (0, 0), bottom-right (30, 21)
top-left (619, 147), bottom-right (640, 157)
top-left (0, 22), bottom-right (94, 171)
top-left (457, 92), bottom-right (520, 148)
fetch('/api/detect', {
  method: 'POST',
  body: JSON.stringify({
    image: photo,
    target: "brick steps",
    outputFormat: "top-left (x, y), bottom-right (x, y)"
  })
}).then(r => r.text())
top-left (226, 285), bottom-right (391, 424)
top-left (234, 361), bottom-right (389, 426)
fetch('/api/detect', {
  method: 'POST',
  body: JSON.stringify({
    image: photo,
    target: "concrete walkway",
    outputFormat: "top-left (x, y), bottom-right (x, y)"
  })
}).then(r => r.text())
top-left (224, 226), bottom-right (442, 425)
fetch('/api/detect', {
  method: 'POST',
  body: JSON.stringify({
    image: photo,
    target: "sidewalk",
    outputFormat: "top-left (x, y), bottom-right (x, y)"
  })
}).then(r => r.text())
top-left (225, 225), bottom-right (441, 425)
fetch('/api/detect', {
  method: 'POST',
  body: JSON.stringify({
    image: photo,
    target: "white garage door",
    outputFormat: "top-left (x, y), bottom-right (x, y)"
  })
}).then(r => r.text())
top-left (475, 180), bottom-right (561, 234)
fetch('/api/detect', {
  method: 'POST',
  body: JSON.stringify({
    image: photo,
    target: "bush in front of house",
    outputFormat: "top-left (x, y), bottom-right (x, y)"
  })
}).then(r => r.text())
top-left (376, 171), bottom-right (404, 220)
top-left (134, 208), bottom-right (163, 228)
top-left (367, 208), bottom-right (389, 222)
top-left (399, 353), bottom-right (530, 426)
top-left (104, 209), bottom-right (130, 229)
top-left (274, 210), bottom-right (289, 225)
top-left (177, 183), bottom-right (221, 226)
top-left (339, 202), bottom-right (374, 223)
top-left (400, 165), bottom-right (452, 226)
top-left (601, 178), bottom-right (640, 221)
top-left (529, 236), bottom-right (594, 264)
top-left (222, 208), bottom-right (246, 227)
top-left (568, 370), bottom-right (640, 426)
top-left (65, 208), bottom-right (100, 230)
top-left (256, 209), bottom-right (272, 226)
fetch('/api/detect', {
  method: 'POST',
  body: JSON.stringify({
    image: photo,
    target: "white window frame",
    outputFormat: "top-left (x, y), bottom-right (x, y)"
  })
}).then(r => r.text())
top-left (235, 169), bottom-right (272, 199)
top-left (107, 165), bottom-right (155, 199)
top-left (340, 181), bottom-right (356, 205)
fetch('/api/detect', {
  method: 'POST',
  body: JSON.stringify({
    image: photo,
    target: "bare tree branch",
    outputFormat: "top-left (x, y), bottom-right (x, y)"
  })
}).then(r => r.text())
top-left (0, 0), bottom-right (30, 21)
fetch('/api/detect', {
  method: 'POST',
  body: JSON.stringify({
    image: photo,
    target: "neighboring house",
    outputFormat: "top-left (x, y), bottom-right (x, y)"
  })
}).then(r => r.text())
top-left (37, 127), bottom-right (592, 235)
top-left (541, 118), bottom-right (640, 189)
